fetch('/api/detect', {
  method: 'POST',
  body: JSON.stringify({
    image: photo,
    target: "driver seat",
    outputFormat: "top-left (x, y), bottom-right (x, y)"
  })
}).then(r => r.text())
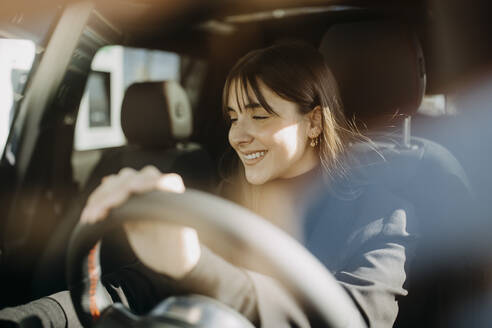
top-left (317, 21), bottom-right (474, 327)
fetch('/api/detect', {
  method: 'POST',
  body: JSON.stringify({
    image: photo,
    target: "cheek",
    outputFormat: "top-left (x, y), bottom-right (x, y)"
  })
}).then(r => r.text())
top-left (271, 124), bottom-right (302, 159)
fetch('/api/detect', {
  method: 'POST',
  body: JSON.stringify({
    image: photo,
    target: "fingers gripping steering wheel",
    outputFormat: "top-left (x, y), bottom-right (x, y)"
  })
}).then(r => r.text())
top-left (67, 189), bottom-right (365, 327)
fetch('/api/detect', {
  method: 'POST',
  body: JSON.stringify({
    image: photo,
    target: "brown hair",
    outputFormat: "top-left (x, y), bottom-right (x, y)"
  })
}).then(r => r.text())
top-left (222, 42), bottom-right (362, 183)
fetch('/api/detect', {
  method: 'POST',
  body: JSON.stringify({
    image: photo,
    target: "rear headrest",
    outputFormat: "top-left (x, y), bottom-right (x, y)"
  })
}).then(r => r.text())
top-left (320, 21), bottom-right (426, 129)
top-left (121, 81), bottom-right (192, 148)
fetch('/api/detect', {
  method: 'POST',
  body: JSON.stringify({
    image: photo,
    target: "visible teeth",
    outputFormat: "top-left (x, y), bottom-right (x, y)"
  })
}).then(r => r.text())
top-left (245, 151), bottom-right (265, 160)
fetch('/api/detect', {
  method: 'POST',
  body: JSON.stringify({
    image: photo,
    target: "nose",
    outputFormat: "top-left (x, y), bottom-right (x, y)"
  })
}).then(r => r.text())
top-left (228, 118), bottom-right (253, 147)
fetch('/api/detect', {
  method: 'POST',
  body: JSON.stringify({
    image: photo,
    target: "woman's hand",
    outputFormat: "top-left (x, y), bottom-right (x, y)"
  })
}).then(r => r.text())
top-left (80, 166), bottom-right (201, 279)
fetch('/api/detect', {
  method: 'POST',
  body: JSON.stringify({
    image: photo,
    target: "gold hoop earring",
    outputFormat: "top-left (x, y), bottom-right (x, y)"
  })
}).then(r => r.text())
top-left (310, 136), bottom-right (319, 147)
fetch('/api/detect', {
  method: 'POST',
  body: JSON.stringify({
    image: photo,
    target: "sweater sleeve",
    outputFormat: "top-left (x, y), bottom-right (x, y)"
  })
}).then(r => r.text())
top-left (246, 271), bottom-right (310, 328)
top-left (117, 245), bottom-right (308, 328)
top-left (334, 206), bottom-right (419, 327)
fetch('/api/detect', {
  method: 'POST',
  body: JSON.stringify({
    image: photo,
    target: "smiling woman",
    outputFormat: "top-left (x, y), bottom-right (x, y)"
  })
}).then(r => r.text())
top-left (222, 42), bottom-right (354, 186)
top-left (226, 79), bottom-right (321, 185)
top-left (219, 43), bottom-right (365, 237)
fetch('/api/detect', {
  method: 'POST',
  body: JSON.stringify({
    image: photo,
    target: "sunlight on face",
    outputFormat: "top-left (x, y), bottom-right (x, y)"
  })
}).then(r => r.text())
top-left (227, 79), bottom-right (319, 185)
top-left (273, 124), bottom-right (300, 159)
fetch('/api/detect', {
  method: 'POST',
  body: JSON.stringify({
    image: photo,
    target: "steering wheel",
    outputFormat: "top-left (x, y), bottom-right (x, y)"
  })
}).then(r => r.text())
top-left (67, 189), bottom-right (365, 327)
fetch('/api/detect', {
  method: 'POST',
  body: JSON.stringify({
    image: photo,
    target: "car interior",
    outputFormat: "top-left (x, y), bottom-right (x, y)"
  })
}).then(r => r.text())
top-left (1, 0), bottom-right (492, 327)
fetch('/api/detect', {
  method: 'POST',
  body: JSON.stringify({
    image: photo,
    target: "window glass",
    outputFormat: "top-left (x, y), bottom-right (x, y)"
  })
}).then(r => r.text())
top-left (74, 46), bottom-right (180, 151)
top-left (0, 38), bottom-right (35, 157)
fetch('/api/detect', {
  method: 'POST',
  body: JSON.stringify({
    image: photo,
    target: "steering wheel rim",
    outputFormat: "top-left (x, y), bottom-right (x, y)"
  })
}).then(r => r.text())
top-left (67, 189), bottom-right (365, 327)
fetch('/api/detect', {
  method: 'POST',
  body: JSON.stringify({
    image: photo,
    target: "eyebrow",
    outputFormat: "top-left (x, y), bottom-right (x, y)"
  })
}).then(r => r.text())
top-left (226, 103), bottom-right (262, 113)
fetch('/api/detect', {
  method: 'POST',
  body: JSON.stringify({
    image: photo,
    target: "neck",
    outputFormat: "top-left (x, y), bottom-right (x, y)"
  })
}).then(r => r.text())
top-left (267, 162), bottom-right (321, 189)
top-left (234, 164), bottom-right (321, 239)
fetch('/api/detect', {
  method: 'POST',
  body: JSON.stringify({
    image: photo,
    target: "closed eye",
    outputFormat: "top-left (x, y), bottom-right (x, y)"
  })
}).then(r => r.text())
top-left (253, 116), bottom-right (269, 120)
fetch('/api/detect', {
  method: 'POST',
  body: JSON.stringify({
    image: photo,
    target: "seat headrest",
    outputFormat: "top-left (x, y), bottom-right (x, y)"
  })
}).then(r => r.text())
top-left (320, 21), bottom-right (426, 129)
top-left (121, 81), bottom-right (193, 148)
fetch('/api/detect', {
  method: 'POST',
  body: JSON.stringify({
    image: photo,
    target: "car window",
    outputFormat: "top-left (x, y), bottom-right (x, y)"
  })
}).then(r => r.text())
top-left (74, 45), bottom-right (181, 151)
top-left (0, 38), bottom-right (35, 159)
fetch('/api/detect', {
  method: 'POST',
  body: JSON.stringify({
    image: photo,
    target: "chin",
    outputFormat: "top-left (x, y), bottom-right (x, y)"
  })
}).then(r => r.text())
top-left (245, 170), bottom-right (270, 185)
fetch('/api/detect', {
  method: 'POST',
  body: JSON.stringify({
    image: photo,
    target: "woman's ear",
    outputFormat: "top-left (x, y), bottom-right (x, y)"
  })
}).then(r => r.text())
top-left (308, 106), bottom-right (323, 137)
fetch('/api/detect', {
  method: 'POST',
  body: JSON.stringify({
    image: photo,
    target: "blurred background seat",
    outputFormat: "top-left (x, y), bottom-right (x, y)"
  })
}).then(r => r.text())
top-left (33, 80), bottom-right (217, 297)
top-left (85, 80), bottom-right (216, 193)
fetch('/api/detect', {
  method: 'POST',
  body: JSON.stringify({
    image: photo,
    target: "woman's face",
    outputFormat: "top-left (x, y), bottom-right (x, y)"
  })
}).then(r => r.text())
top-left (227, 80), bottom-right (320, 185)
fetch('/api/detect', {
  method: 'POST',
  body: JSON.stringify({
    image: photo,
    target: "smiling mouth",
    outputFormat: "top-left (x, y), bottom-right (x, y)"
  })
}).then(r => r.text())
top-left (242, 150), bottom-right (267, 164)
